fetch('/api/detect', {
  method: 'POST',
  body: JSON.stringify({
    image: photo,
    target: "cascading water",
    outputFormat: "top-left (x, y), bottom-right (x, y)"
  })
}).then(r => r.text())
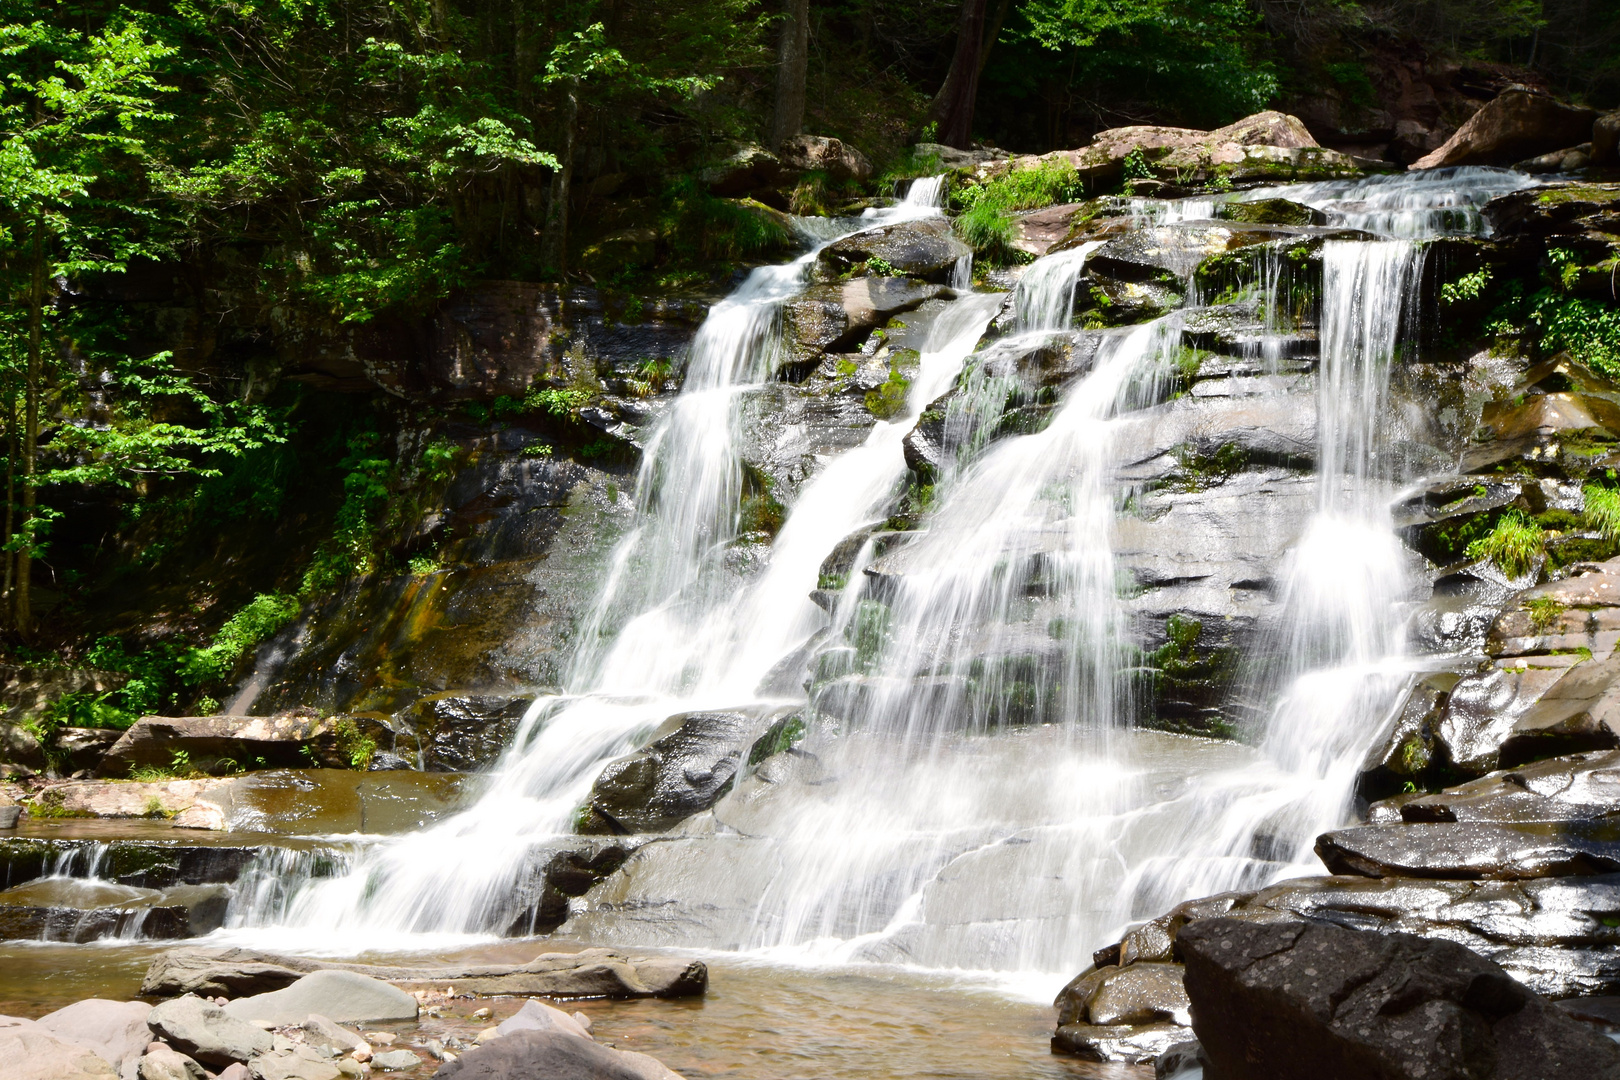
top-left (218, 168), bottom-right (1534, 996)
top-left (224, 179), bottom-right (1003, 948)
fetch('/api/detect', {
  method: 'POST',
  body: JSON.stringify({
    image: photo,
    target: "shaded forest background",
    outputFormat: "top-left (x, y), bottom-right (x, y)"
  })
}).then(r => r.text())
top-left (0, 0), bottom-right (1616, 724)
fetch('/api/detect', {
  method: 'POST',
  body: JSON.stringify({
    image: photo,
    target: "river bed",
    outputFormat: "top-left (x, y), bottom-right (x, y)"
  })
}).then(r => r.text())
top-left (0, 938), bottom-right (1142, 1079)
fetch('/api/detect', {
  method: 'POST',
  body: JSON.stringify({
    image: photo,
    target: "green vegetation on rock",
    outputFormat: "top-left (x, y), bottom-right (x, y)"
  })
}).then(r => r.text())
top-left (1465, 510), bottom-right (1545, 577)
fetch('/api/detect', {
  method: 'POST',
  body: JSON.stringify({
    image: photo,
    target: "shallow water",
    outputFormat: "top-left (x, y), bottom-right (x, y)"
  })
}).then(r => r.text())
top-left (0, 940), bottom-right (1141, 1080)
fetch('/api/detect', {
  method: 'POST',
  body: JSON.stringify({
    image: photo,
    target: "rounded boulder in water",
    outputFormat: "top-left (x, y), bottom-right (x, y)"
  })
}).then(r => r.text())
top-left (222, 970), bottom-right (419, 1027)
top-left (431, 1029), bottom-right (682, 1080)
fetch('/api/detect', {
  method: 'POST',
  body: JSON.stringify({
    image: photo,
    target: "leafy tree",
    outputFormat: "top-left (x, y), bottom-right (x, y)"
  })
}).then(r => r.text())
top-left (0, 9), bottom-right (175, 633)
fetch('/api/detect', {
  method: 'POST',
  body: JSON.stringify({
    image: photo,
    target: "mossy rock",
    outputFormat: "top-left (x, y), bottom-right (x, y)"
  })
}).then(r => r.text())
top-left (1216, 198), bottom-right (1326, 227)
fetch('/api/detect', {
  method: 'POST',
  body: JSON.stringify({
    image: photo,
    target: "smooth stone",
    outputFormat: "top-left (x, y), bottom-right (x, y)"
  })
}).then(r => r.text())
top-left (369, 1050), bottom-right (421, 1072)
top-left (1179, 917), bottom-right (1620, 1080)
top-left (301, 1015), bottom-right (365, 1055)
top-left (1050, 1022), bottom-right (1191, 1065)
top-left (1316, 821), bottom-right (1620, 880)
top-left (217, 1066), bottom-right (252, 1080)
top-left (1086, 963), bottom-right (1191, 1027)
top-left (224, 970), bottom-right (419, 1026)
top-left (0, 1015), bottom-right (119, 1079)
top-left (136, 1047), bottom-right (205, 1080)
top-left (246, 1045), bottom-right (342, 1080)
top-left (146, 995), bottom-right (273, 1067)
top-left (495, 999), bottom-right (592, 1041)
top-left (0, 807), bottom-right (18, 829)
top-left (37, 999), bottom-right (156, 1080)
top-left (579, 712), bottom-right (756, 834)
top-left (429, 1029), bottom-right (682, 1080)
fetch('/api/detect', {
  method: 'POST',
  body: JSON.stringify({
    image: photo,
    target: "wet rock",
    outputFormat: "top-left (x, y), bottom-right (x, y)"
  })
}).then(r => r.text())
top-left (1050, 1022), bottom-right (1191, 1065)
top-left (147, 995), bottom-right (273, 1068)
top-left (1055, 963), bottom-right (1190, 1027)
top-left (0, 836), bottom-right (262, 890)
top-left (431, 1028), bottom-right (682, 1080)
top-left (780, 279), bottom-right (950, 373)
top-left (1485, 562), bottom-right (1620, 660)
top-left (777, 134), bottom-right (872, 183)
top-left (37, 999), bottom-right (158, 1080)
top-left (578, 711), bottom-right (758, 835)
top-left (500, 840), bottom-right (638, 935)
top-left (1215, 198), bottom-right (1326, 227)
top-left (1091, 871), bottom-right (1620, 998)
top-left (1497, 651), bottom-right (1620, 767)
top-left (1153, 1041), bottom-right (1207, 1080)
top-left (1433, 661), bottom-right (1571, 775)
top-left (97, 714), bottom-right (345, 777)
top-left (1413, 89), bottom-right (1600, 170)
top-left (223, 970), bottom-right (419, 1026)
top-left (1179, 917), bottom-right (1620, 1080)
top-left (400, 693), bottom-right (531, 772)
top-left (137, 1046), bottom-right (207, 1080)
top-left (0, 880), bottom-right (229, 942)
top-left (815, 219), bottom-right (970, 284)
top-left (1371, 749), bottom-right (1620, 825)
top-left (1317, 821), bottom-right (1620, 880)
top-left (1355, 669), bottom-right (1464, 804)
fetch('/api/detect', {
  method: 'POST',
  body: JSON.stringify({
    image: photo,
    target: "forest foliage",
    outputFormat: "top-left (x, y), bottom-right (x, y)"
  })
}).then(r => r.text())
top-left (0, 0), bottom-right (1616, 697)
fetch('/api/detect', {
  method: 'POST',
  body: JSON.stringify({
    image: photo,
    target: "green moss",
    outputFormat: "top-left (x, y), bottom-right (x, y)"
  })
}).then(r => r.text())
top-left (747, 714), bottom-right (807, 766)
top-left (865, 362), bottom-right (912, 419)
top-left (1526, 595), bottom-right (1566, 634)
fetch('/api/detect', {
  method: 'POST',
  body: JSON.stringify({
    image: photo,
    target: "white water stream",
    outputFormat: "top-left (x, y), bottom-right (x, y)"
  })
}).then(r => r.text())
top-left (216, 168), bottom-right (1536, 994)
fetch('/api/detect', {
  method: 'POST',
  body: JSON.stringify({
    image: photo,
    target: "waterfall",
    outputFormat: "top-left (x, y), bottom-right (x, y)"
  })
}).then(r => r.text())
top-left (216, 168), bottom-right (1526, 988)
top-left (222, 183), bottom-right (1003, 948)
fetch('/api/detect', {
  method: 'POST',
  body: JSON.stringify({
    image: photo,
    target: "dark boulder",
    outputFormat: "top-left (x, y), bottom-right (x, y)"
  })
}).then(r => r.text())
top-left (401, 693), bottom-right (531, 772)
top-left (577, 711), bottom-right (759, 834)
top-left (1316, 821), bottom-right (1620, 880)
top-left (1413, 89), bottom-right (1599, 169)
top-left (1179, 917), bottom-right (1620, 1080)
top-left (815, 219), bottom-right (970, 284)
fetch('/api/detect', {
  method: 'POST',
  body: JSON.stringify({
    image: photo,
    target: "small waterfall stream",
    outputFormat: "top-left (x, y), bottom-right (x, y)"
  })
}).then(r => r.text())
top-left (221, 168), bottom-right (1544, 991)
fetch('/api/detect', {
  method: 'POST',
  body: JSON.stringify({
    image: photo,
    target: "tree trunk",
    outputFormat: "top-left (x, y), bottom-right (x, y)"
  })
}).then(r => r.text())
top-left (977, 0), bottom-right (1012, 75)
top-left (16, 214), bottom-right (43, 636)
top-left (929, 0), bottom-right (990, 149)
top-left (770, 0), bottom-right (810, 147)
top-left (540, 80), bottom-right (579, 277)
top-left (3, 380), bottom-right (16, 609)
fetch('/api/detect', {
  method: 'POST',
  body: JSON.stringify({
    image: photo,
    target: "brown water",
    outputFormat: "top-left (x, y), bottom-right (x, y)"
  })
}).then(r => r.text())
top-left (0, 939), bottom-right (1144, 1080)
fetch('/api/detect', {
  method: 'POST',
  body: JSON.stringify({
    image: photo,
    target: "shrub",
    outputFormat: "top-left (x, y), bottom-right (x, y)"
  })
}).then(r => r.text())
top-left (953, 159), bottom-right (1083, 259)
top-left (1465, 510), bottom-right (1545, 577)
